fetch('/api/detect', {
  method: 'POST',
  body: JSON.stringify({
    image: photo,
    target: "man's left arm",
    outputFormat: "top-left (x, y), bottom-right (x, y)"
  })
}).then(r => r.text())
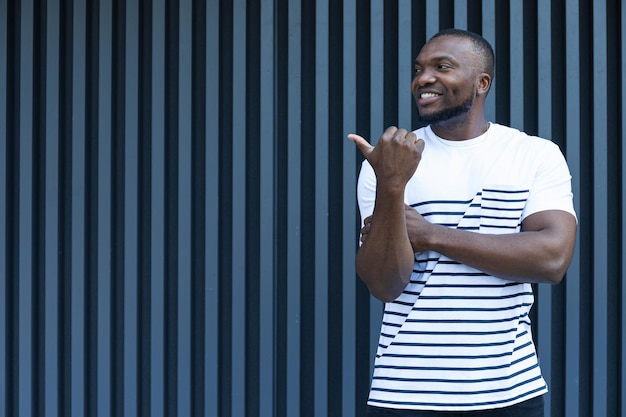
top-left (407, 207), bottom-right (577, 284)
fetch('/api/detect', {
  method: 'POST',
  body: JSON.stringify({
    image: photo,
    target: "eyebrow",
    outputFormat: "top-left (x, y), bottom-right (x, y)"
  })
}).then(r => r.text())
top-left (415, 55), bottom-right (458, 66)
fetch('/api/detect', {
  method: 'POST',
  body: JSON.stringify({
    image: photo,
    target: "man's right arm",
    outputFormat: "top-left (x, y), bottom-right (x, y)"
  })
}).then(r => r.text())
top-left (349, 127), bottom-right (424, 302)
top-left (356, 186), bottom-right (415, 302)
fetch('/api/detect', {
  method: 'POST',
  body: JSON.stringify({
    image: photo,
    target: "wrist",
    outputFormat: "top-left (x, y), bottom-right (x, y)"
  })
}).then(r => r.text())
top-left (376, 181), bottom-right (406, 198)
top-left (424, 222), bottom-right (445, 251)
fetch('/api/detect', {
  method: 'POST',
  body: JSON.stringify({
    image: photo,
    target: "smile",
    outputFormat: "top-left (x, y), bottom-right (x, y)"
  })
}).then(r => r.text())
top-left (420, 92), bottom-right (440, 99)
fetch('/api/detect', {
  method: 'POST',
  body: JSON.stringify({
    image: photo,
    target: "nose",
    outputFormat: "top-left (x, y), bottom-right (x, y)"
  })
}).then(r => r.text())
top-left (412, 68), bottom-right (436, 89)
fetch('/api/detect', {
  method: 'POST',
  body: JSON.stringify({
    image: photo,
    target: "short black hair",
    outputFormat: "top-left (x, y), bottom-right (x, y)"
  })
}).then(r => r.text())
top-left (430, 28), bottom-right (495, 79)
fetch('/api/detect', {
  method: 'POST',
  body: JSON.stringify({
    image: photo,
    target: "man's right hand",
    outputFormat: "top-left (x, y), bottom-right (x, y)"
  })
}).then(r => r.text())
top-left (348, 126), bottom-right (425, 191)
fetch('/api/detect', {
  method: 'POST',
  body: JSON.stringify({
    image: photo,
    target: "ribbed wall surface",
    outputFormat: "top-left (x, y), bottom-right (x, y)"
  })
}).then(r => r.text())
top-left (1, 0), bottom-right (624, 416)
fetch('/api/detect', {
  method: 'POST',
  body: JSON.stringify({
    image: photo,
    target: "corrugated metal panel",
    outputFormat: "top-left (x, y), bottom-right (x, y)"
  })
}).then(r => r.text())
top-left (1, 0), bottom-right (624, 416)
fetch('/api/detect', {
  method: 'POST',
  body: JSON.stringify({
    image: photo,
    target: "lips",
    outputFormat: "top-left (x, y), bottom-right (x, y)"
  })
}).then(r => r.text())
top-left (416, 91), bottom-right (441, 105)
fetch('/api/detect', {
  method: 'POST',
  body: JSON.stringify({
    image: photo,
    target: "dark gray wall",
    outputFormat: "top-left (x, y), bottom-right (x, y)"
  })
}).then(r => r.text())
top-left (1, 0), bottom-right (624, 416)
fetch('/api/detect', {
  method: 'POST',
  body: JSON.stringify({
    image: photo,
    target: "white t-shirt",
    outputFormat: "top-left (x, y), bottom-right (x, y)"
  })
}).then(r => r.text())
top-left (357, 123), bottom-right (576, 411)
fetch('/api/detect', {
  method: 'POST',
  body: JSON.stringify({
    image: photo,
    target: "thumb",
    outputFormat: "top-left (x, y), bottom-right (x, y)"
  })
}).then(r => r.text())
top-left (347, 133), bottom-right (374, 157)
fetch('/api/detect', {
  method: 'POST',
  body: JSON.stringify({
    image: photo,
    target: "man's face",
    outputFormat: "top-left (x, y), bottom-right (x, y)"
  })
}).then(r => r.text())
top-left (411, 36), bottom-right (480, 125)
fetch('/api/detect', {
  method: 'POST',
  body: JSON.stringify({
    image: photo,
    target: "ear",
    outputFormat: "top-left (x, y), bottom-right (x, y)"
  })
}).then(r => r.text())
top-left (477, 73), bottom-right (491, 95)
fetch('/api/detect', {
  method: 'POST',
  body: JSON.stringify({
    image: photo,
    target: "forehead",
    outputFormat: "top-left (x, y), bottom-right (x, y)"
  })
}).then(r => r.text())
top-left (415, 35), bottom-right (476, 65)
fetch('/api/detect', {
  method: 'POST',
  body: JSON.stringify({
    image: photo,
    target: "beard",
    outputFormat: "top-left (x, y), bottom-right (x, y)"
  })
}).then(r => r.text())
top-left (416, 93), bottom-right (474, 126)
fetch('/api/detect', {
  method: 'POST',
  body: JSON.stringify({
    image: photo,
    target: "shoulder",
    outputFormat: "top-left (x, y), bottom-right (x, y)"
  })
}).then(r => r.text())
top-left (492, 123), bottom-right (556, 144)
top-left (491, 124), bottom-right (564, 155)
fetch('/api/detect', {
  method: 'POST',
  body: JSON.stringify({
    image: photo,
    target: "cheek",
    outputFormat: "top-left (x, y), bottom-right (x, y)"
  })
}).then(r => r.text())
top-left (450, 84), bottom-right (474, 99)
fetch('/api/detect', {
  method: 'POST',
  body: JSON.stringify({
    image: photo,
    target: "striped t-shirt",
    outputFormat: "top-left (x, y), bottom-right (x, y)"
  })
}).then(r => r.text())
top-left (356, 123), bottom-right (576, 411)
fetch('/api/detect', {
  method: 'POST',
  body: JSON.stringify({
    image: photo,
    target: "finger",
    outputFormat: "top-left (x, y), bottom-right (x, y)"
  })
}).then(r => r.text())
top-left (414, 137), bottom-right (425, 152)
top-left (381, 126), bottom-right (399, 140)
top-left (347, 133), bottom-right (374, 156)
top-left (405, 131), bottom-right (423, 145)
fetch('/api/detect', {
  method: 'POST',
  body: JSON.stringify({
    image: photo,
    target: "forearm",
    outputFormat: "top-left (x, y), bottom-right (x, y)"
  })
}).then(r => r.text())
top-left (423, 212), bottom-right (577, 283)
top-left (356, 190), bottom-right (415, 301)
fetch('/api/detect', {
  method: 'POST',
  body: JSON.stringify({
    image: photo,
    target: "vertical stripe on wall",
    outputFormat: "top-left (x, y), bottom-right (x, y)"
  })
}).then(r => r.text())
top-left (120, 0), bottom-right (138, 416)
top-left (205, 0), bottom-right (219, 413)
top-left (621, 3), bottom-right (626, 416)
top-left (0, 0), bottom-right (7, 414)
top-left (564, 0), bottom-right (581, 415)
top-left (1, 1), bottom-right (625, 417)
top-left (592, 1), bottom-right (608, 414)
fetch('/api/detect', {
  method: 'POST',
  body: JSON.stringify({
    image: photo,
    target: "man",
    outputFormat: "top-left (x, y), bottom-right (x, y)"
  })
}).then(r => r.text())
top-left (348, 29), bottom-right (577, 416)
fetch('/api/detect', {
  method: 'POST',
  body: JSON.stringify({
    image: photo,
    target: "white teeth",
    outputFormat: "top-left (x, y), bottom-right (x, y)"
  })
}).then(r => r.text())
top-left (421, 93), bottom-right (439, 99)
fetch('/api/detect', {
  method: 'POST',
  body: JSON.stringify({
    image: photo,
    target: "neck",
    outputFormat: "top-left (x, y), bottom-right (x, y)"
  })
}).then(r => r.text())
top-left (431, 117), bottom-right (489, 141)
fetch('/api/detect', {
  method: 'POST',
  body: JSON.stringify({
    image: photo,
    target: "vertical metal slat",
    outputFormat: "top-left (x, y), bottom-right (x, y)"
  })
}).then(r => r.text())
top-left (397, 0), bottom-right (412, 130)
top-left (564, 0), bottom-right (582, 415)
top-left (368, 0), bottom-right (384, 378)
top-left (177, 1), bottom-right (193, 416)
top-left (0, 0), bottom-right (6, 411)
top-left (123, 0), bottom-right (139, 415)
top-left (44, 1), bottom-right (60, 415)
top-left (205, 0), bottom-right (220, 415)
top-left (150, 0), bottom-right (166, 415)
top-left (621, 3), bottom-right (626, 415)
top-left (314, 0), bottom-right (329, 414)
top-left (230, 0), bottom-right (246, 415)
top-left (481, 0), bottom-right (496, 122)
top-left (97, 0), bottom-right (113, 414)
top-left (341, 1), bottom-right (357, 415)
top-left (70, 0), bottom-right (87, 415)
top-left (258, 0), bottom-right (275, 414)
top-left (592, 1), bottom-right (608, 416)
top-left (18, 1), bottom-right (34, 415)
top-left (286, 0), bottom-right (302, 415)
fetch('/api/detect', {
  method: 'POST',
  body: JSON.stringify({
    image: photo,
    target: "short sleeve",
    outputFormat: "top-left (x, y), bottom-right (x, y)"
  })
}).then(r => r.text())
top-left (522, 141), bottom-right (577, 222)
top-left (356, 160), bottom-right (377, 227)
